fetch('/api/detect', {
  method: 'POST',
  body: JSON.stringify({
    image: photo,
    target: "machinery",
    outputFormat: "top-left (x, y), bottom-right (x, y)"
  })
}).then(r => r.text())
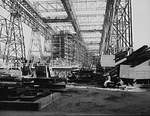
top-left (0, 61), bottom-right (67, 104)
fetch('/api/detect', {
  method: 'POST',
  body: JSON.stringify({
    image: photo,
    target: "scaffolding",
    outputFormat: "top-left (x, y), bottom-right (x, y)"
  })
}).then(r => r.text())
top-left (51, 31), bottom-right (91, 68)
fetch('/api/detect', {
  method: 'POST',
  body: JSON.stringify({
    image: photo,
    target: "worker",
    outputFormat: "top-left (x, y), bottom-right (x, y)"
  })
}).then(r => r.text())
top-left (104, 74), bottom-right (111, 87)
top-left (119, 79), bottom-right (124, 85)
top-left (116, 78), bottom-right (124, 88)
top-left (133, 79), bottom-right (137, 86)
top-left (49, 67), bottom-right (55, 77)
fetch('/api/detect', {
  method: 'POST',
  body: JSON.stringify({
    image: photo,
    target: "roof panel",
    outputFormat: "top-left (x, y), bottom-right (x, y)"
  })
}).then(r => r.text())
top-left (71, 0), bottom-right (106, 54)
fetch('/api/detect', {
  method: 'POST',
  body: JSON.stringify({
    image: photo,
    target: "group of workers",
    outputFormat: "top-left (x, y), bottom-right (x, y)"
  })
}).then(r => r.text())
top-left (104, 74), bottom-right (124, 88)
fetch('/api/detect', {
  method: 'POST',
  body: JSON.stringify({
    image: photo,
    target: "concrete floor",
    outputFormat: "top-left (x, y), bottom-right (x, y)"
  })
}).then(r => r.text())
top-left (0, 111), bottom-right (117, 116)
top-left (1, 86), bottom-right (150, 116)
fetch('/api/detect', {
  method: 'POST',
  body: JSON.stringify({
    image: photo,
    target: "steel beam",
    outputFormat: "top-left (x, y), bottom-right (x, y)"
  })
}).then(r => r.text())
top-left (99, 0), bottom-right (117, 56)
top-left (99, 0), bottom-right (133, 57)
top-left (81, 29), bottom-right (103, 33)
top-left (42, 15), bottom-right (104, 23)
top-left (60, 0), bottom-right (82, 40)
top-left (77, 14), bottom-right (104, 17)
top-left (42, 17), bottom-right (71, 23)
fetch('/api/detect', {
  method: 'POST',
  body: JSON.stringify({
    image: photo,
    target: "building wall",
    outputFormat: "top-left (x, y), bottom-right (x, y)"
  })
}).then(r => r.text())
top-left (120, 60), bottom-right (150, 79)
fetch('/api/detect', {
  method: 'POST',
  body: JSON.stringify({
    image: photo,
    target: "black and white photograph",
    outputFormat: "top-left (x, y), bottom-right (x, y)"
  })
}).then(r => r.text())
top-left (0, 0), bottom-right (150, 115)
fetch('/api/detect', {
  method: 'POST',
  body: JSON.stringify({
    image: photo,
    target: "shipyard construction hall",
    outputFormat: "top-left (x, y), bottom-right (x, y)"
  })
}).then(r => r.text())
top-left (0, 0), bottom-right (150, 115)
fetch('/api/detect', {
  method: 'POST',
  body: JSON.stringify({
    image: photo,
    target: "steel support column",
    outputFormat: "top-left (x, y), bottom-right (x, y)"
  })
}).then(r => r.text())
top-left (99, 0), bottom-right (133, 57)
top-left (3, 11), bottom-right (26, 67)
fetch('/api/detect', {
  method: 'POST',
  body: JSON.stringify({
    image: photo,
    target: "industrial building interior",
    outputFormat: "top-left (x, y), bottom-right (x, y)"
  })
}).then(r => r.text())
top-left (0, 0), bottom-right (150, 115)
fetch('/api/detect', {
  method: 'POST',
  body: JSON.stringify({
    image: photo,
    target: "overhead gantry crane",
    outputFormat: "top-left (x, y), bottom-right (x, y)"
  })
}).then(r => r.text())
top-left (0, 0), bottom-right (87, 67)
top-left (99, 0), bottom-right (133, 58)
top-left (0, 0), bottom-right (133, 68)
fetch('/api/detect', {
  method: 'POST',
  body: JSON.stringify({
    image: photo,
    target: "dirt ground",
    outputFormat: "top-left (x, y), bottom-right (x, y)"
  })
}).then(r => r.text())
top-left (42, 85), bottom-right (150, 115)
top-left (1, 85), bottom-right (150, 116)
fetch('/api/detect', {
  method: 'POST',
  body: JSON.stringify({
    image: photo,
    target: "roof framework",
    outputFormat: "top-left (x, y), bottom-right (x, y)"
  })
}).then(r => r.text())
top-left (29, 0), bottom-right (106, 56)
top-left (0, 0), bottom-right (133, 66)
top-left (71, 0), bottom-right (106, 56)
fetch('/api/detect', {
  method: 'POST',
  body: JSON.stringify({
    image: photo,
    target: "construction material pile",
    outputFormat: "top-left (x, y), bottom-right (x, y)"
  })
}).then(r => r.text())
top-left (116, 45), bottom-right (150, 66)
top-left (0, 65), bottom-right (67, 111)
top-left (106, 45), bottom-right (150, 86)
